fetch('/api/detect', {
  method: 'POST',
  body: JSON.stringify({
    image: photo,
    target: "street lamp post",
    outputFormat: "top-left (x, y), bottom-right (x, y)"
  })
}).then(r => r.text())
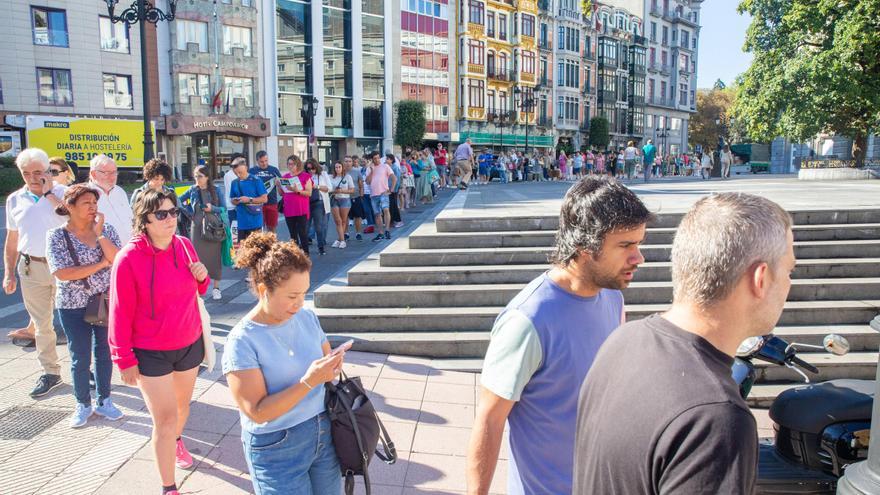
top-left (301, 96), bottom-right (319, 158)
top-left (654, 127), bottom-right (670, 180)
top-left (105, 0), bottom-right (178, 164)
top-left (515, 86), bottom-right (536, 158)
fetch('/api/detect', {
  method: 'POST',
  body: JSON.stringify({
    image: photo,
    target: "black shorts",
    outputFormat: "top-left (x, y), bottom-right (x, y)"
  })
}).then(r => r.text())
top-left (134, 337), bottom-right (205, 377)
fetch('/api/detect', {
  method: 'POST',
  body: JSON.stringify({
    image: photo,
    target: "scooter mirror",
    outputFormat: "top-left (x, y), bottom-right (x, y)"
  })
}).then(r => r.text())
top-left (736, 336), bottom-right (765, 357)
top-left (823, 334), bottom-right (850, 356)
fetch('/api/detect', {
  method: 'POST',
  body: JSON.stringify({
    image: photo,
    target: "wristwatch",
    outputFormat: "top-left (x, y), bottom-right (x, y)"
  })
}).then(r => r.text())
top-left (43, 190), bottom-right (54, 198)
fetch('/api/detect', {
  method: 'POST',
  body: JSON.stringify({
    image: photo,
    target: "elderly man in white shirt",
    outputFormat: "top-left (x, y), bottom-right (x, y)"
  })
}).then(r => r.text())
top-left (3, 148), bottom-right (67, 397)
top-left (88, 154), bottom-right (132, 245)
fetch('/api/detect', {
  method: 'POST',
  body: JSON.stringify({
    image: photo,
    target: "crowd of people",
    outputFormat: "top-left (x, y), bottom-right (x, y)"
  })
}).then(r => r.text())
top-left (5, 145), bottom-right (773, 495)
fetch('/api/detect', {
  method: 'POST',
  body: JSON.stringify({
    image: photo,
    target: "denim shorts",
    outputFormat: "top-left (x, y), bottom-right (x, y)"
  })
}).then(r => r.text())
top-left (370, 193), bottom-right (390, 212)
top-left (242, 413), bottom-right (340, 495)
top-left (331, 196), bottom-right (351, 209)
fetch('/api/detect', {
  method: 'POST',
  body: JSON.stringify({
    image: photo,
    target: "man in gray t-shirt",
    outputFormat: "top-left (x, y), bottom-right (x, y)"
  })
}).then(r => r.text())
top-left (343, 156), bottom-right (365, 240)
top-left (573, 193), bottom-right (796, 494)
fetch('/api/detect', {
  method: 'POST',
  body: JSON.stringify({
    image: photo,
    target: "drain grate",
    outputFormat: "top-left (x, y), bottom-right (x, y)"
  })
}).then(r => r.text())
top-left (0, 407), bottom-right (69, 440)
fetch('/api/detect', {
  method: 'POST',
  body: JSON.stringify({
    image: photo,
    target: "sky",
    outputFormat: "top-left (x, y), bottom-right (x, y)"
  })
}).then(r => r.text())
top-left (696, 1), bottom-right (754, 89)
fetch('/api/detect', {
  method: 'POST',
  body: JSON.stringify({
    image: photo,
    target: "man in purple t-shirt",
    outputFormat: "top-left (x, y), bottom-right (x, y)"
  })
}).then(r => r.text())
top-left (466, 176), bottom-right (653, 494)
top-left (365, 151), bottom-right (396, 242)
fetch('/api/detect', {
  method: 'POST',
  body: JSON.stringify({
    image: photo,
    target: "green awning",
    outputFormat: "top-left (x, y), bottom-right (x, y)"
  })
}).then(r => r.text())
top-left (457, 131), bottom-right (554, 147)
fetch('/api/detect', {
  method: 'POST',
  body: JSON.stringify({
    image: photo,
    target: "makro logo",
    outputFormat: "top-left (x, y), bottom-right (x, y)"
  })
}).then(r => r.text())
top-left (44, 121), bottom-right (70, 129)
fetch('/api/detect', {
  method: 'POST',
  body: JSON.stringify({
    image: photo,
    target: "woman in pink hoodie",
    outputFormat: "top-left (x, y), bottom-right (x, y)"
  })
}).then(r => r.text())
top-left (109, 189), bottom-right (209, 495)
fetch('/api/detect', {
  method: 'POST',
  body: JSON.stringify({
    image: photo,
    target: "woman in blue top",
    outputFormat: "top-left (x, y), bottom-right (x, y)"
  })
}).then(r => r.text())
top-left (223, 232), bottom-right (343, 494)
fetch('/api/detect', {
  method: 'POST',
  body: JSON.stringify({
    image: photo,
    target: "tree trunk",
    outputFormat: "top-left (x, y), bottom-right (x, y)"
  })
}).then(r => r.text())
top-left (852, 133), bottom-right (866, 168)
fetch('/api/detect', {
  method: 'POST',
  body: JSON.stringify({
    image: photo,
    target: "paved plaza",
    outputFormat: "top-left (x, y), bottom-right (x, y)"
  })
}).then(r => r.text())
top-left (0, 176), bottom-right (878, 494)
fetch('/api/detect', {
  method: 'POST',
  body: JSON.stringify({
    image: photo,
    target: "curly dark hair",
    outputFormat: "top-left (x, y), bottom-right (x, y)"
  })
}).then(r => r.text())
top-left (235, 232), bottom-right (312, 291)
top-left (54, 184), bottom-right (99, 216)
top-left (143, 158), bottom-right (173, 182)
top-left (550, 176), bottom-right (654, 265)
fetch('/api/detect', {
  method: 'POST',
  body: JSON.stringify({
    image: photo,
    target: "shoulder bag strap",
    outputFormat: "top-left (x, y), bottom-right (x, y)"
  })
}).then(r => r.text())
top-left (62, 229), bottom-right (91, 291)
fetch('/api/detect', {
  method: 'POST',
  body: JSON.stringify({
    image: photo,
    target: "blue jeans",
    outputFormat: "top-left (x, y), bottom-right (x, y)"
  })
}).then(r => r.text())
top-left (362, 194), bottom-right (375, 226)
top-left (309, 202), bottom-right (329, 250)
top-left (242, 413), bottom-right (341, 495)
top-left (57, 308), bottom-right (112, 405)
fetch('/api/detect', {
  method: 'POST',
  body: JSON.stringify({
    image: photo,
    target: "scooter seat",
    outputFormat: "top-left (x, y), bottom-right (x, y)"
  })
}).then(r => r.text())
top-left (770, 379), bottom-right (874, 435)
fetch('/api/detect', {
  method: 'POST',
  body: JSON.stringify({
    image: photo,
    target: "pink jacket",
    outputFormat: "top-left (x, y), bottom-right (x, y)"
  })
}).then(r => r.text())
top-left (109, 234), bottom-right (210, 370)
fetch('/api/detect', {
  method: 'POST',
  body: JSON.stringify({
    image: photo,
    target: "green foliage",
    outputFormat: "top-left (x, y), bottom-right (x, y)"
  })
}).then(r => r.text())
top-left (394, 100), bottom-right (427, 151)
top-left (588, 116), bottom-right (611, 149)
top-left (733, 0), bottom-right (880, 165)
top-left (0, 168), bottom-right (23, 199)
top-left (0, 156), bottom-right (16, 169)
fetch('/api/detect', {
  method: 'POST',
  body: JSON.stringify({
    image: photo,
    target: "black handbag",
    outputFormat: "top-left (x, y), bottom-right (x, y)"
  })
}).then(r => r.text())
top-left (62, 230), bottom-right (110, 327)
top-left (325, 371), bottom-right (397, 495)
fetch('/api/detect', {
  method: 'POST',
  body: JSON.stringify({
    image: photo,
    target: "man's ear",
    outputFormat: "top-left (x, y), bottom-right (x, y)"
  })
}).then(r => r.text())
top-left (750, 262), bottom-right (770, 299)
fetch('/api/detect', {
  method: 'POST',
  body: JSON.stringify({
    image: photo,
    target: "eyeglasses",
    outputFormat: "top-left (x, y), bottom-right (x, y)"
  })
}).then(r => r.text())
top-left (49, 169), bottom-right (62, 176)
top-left (96, 169), bottom-right (118, 176)
top-left (152, 208), bottom-right (180, 221)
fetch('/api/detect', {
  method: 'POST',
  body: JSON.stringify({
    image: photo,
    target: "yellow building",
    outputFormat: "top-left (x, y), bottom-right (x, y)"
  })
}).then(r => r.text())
top-left (457, 0), bottom-right (549, 149)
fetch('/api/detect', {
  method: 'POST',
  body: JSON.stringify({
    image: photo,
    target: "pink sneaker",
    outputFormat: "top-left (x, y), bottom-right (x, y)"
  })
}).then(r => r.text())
top-left (175, 438), bottom-right (193, 469)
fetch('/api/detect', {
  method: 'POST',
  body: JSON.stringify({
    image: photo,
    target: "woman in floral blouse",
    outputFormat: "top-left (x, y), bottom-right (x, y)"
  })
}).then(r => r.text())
top-left (47, 184), bottom-right (123, 428)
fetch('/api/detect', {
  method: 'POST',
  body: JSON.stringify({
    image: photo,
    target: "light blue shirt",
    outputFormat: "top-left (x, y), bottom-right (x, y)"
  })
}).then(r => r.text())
top-left (222, 309), bottom-right (328, 434)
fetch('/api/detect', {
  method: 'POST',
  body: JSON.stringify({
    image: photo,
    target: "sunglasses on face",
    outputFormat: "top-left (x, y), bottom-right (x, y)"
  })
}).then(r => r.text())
top-left (152, 208), bottom-right (180, 221)
top-left (49, 169), bottom-right (62, 176)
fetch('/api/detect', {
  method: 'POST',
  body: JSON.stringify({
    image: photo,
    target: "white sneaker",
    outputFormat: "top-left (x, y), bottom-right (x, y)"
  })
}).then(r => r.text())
top-left (212, 288), bottom-right (222, 300)
top-left (331, 240), bottom-right (340, 248)
top-left (70, 403), bottom-right (93, 428)
top-left (339, 241), bottom-right (347, 249)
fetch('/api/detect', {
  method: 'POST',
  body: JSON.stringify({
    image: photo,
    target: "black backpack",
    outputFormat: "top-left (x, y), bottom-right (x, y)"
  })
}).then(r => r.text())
top-left (325, 371), bottom-right (397, 495)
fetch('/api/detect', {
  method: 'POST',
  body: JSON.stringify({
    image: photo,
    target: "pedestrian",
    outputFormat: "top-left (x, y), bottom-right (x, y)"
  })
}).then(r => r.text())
top-left (623, 141), bottom-right (639, 180)
top-left (467, 176), bottom-right (652, 494)
top-left (557, 150), bottom-right (568, 180)
top-left (414, 151), bottom-right (434, 204)
top-left (4, 148), bottom-right (66, 397)
top-left (700, 149), bottom-right (714, 179)
top-left (573, 193), bottom-right (795, 494)
top-left (453, 137), bottom-right (475, 189)
top-left (616, 149), bottom-right (626, 178)
top-left (720, 144), bottom-right (734, 178)
top-left (641, 139), bottom-right (656, 181)
top-left (366, 151), bottom-right (397, 242)
top-left (401, 155), bottom-right (416, 208)
top-left (386, 153), bottom-right (404, 227)
top-left (109, 189), bottom-right (210, 495)
top-left (279, 155), bottom-right (313, 255)
top-left (179, 165), bottom-right (226, 300)
top-left (224, 232), bottom-right (344, 494)
top-left (595, 151), bottom-right (605, 176)
top-left (229, 158), bottom-right (268, 243)
top-left (344, 156), bottom-right (366, 241)
top-left (585, 149), bottom-right (595, 176)
top-left (130, 158), bottom-right (174, 208)
top-left (7, 156), bottom-right (78, 343)
top-left (572, 150), bottom-right (583, 179)
top-left (358, 156), bottom-right (375, 230)
top-left (434, 144), bottom-right (448, 188)
top-left (223, 156), bottom-right (240, 225)
top-left (329, 161), bottom-right (354, 249)
top-left (478, 148), bottom-right (492, 185)
top-left (250, 150), bottom-right (283, 233)
top-left (47, 184), bottom-right (124, 427)
top-left (89, 154), bottom-right (132, 245)
top-left (307, 159), bottom-right (331, 255)
top-left (49, 157), bottom-right (76, 186)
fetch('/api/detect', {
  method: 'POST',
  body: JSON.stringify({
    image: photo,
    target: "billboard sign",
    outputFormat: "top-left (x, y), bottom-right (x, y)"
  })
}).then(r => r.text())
top-left (26, 116), bottom-right (153, 169)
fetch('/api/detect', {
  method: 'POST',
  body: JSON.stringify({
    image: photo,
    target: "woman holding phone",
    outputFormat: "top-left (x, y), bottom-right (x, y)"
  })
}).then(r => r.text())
top-left (279, 155), bottom-right (313, 256)
top-left (329, 161), bottom-right (354, 249)
top-left (224, 232), bottom-right (344, 494)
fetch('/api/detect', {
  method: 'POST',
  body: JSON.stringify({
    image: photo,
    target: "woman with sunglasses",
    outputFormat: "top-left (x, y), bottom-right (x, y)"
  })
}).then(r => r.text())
top-left (49, 157), bottom-right (76, 185)
top-left (110, 189), bottom-right (210, 495)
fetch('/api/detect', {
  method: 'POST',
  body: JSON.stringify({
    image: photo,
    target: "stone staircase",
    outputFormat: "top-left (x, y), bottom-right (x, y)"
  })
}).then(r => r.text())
top-left (314, 207), bottom-right (880, 407)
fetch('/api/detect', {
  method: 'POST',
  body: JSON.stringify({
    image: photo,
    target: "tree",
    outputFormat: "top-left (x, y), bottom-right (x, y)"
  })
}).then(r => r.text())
top-left (588, 116), bottom-right (610, 150)
top-left (690, 86), bottom-right (737, 151)
top-left (394, 100), bottom-right (426, 151)
top-left (733, 0), bottom-right (880, 166)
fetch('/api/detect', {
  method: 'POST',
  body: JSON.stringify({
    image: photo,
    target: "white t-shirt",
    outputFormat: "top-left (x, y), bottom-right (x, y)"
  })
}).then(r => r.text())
top-left (624, 147), bottom-right (639, 160)
top-left (331, 174), bottom-right (354, 199)
top-left (223, 169), bottom-right (237, 208)
top-left (5, 185), bottom-right (67, 257)
top-left (93, 183), bottom-right (133, 245)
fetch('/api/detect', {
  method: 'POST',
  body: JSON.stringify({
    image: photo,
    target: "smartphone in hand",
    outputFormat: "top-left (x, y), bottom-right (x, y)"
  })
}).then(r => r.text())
top-left (330, 339), bottom-right (354, 357)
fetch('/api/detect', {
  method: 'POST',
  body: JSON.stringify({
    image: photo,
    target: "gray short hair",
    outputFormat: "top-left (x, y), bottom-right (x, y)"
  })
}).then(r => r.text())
top-left (89, 154), bottom-right (116, 171)
top-left (671, 193), bottom-right (793, 306)
top-left (16, 148), bottom-right (49, 170)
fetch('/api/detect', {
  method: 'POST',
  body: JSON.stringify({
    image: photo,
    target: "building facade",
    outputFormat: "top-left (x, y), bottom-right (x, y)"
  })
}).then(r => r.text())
top-left (455, 0), bottom-right (549, 151)
top-left (643, 0), bottom-right (701, 155)
top-left (0, 0), bottom-right (158, 171)
top-left (157, 0), bottom-right (270, 178)
top-left (263, 0), bottom-right (395, 165)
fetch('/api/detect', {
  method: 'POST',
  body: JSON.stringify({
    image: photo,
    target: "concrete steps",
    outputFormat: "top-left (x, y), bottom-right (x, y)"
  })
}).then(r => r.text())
top-left (315, 300), bottom-right (880, 332)
top-left (327, 325), bottom-right (880, 360)
top-left (316, 278), bottom-right (880, 307)
top-left (347, 258), bottom-right (880, 285)
top-left (410, 223), bottom-right (880, 249)
top-left (379, 240), bottom-right (880, 267)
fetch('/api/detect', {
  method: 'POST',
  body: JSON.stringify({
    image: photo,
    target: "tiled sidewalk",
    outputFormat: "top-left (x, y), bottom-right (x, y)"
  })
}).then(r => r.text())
top-left (0, 336), bottom-right (507, 495)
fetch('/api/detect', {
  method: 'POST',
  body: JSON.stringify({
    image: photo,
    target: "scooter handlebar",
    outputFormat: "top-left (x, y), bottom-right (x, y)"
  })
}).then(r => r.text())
top-left (790, 356), bottom-right (819, 374)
